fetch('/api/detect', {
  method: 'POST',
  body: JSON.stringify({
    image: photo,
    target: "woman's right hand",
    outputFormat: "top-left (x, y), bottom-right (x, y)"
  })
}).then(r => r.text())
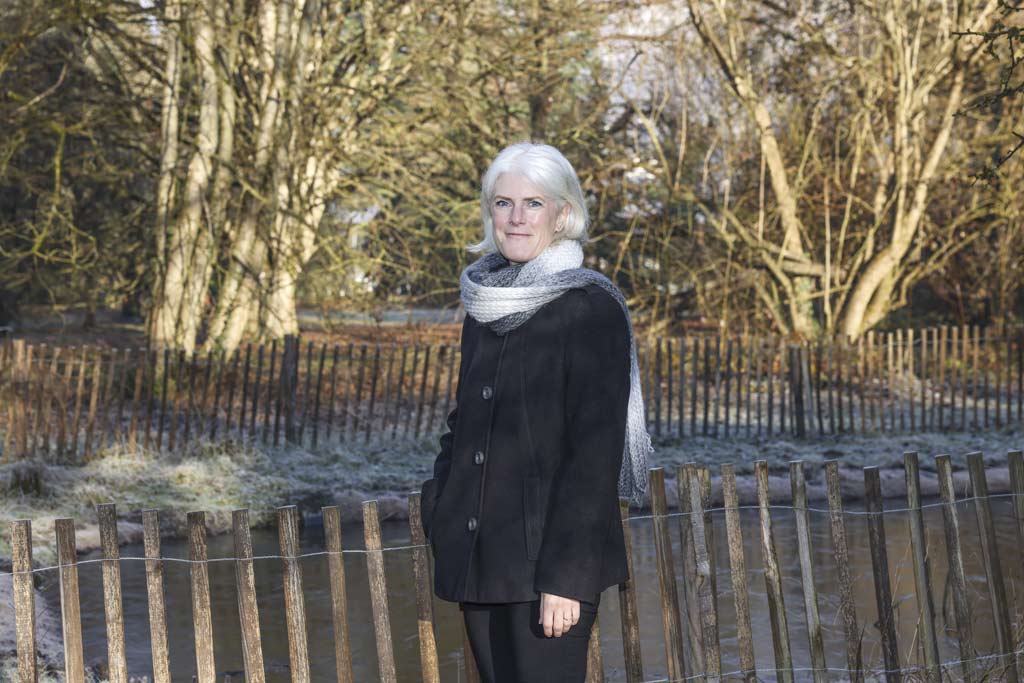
top-left (539, 591), bottom-right (579, 637)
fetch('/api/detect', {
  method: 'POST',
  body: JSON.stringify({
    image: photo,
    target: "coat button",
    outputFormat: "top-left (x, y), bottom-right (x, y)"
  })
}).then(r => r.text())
top-left (467, 517), bottom-right (478, 531)
top-left (474, 450), bottom-right (485, 465)
top-left (481, 385), bottom-right (493, 400)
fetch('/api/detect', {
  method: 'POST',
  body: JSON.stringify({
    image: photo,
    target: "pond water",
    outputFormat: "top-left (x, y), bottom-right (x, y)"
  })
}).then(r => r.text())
top-left (38, 497), bottom-right (1023, 682)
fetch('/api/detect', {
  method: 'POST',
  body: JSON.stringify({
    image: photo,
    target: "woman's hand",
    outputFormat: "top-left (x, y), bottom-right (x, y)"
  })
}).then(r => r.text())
top-left (539, 592), bottom-right (579, 637)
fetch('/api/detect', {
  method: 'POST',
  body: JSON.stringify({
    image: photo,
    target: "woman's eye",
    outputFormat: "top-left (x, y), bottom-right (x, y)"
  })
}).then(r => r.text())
top-left (495, 199), bottom-right (510, 208)
top-left (528, 200), bottom-right (543, 208)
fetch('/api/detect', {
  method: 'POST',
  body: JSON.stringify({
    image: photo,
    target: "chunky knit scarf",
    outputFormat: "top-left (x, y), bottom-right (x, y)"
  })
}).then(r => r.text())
top-left (459, 239), bottom-right (652, 506)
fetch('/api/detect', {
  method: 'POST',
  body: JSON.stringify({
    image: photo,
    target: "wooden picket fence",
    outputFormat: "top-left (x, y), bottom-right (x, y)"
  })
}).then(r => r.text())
top-left (2, 324), bottom-right (1024, 462)
top-left (5, 450), bottom-right (1024, 682)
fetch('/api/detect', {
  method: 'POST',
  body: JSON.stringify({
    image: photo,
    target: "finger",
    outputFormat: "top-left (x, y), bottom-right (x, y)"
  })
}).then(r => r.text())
top-left (572, 607), bottom-right (580, 625)
top-left (542, 605), bottom-right (554, 638)
top-left (557, 608), bottom-right (570, 637)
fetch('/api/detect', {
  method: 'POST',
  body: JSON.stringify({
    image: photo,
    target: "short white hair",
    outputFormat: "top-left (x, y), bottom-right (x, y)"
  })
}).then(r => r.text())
top-left (467, 142), bottom-right (589, 254)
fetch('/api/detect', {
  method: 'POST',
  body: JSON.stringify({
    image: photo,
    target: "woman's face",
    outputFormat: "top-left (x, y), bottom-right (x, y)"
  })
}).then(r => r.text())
top-left (490, 173), bottom-right (568, 265)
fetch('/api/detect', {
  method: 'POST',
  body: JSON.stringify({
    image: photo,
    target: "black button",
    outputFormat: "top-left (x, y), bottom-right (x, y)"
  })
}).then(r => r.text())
top-left (481, 385), bottom-right (493, 400)
top-left (474, 450), bottom-right (485, 465)
top-left (467, 517), bottom-right (478, 531)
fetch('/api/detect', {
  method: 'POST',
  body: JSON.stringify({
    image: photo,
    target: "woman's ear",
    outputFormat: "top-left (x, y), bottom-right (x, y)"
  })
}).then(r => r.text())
top-left (557, 203), bottom-right (571, 232)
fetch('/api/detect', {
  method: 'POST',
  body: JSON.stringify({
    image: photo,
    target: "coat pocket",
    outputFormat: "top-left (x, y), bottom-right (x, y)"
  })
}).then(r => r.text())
top-left (523, 476), bottom-right (545, 560)
top-left (420, 478), bottom-right (440, 540)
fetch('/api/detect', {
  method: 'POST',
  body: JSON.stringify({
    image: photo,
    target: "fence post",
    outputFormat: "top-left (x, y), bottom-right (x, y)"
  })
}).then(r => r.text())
top-left (322, 506), bottom-right (355, 683)
top-left (903, 453), bottom-right (940, 683)
top-left (789, 461), bottom-right (825, 682)
top-left (864, 467), bottom-right (900, 683)
top-left (408, 492), bottom-right (440, 683)
top-left (97, 503), bottom-right (127, 683)
top-left (649, 467), bottom-right (687, 680)
top-left (676, 465), bottom-right (703, 673)
top-left (685, 463), bottom-right (721, 682)
top-left (720, 465), bottom-right (756, 682)
top-left (55, 517), bottom-right (85, 683)
top-left (754, 461), bottom-right (793, 683)
top-left (824, 461), bottom-right (862, 682)
top-left (12, 519), bottom-right (37, 683)
top-left (187, 511), bottom-right (217, 683)
top-left (935, 454), bottom-right (975, 682)
top-left (617, 500), bottom-right (644, 683)
top-left (278, 505), bottom-right (312, 682)
top-left (790, 346), bottom-right (806, 438)
top-left (363, 500), bottom-right (398, 683)
top-left (966, 452), bottom-right (1020, 683)
top-left (142, 510), bottom-right (171, 683)
top-left (232, 509), bottom-right (266, 683)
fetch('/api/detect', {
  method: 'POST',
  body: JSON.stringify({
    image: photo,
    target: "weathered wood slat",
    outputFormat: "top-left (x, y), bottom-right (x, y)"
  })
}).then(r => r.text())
top-left (299, 340), bottom-right (315, 442)
top-left (374, 344), bottom-right (392, 444)
top-left (225, 348), bottom-right (240, 436)
top-left (56, 517), bottom-right (86, 683)
top-left (311, 343), bottom-right (327, 448)
top-left (278, 505), bottom-right (312, 682)
top-left (789, 461), bottom-right (826, 682)
top-left (617, 500), bottom-right (644, 683)
top-left (691, 336), bottom-right (699, 436)
top-left (187, 511), bottom-right (217, 682)
top-left (414, 344), bottom-right (431, 438)
top-left (167, 349), bottom-right (185, 452)
top-left (586, 617), bottom-right (605, 683)
top-left (326, 345), bottom-right (341, 443)
top-left (352, 344), bottom-right (367, 440)
top-left (935, 454), bottom-right (975, 682)
top-left (685, 463), bottom-right (721, 681)
top-left (363, 500), bottom-right (397, 683)
top-left (675, 465), bottom-right (702, 674)
top-left (263, 339), bottom-right (277, 445)
top-left (323, 506), bottom-right (355, 683)
top-left (391, 346), bottom-right (408, 440)
top-left (274, 338), bottom-right (287, 447)
top-left (966, 452), bottom-right (1020, 683)
top-left (11, 519), bottom-right (37, 683)
top-left (649, 467), bottom-right (686, 680)
top-left (665, 338), bottom-right (674, 436)
top-left (97, 503), bottom-right (127, 683)
top-left (83, 353), bottom-right (102, 460)
top-left (754, 461), bottom-right (793, 682)
top-left (408, 493), bottom-right (440, 683)
top-left (721, 465), bottom-right (755, 682)
top-left (128, 351), bottom-right (144, 452)
top-left (249, 344), bottom-right (264, 438)
top-left (824, 460), bottom-right (862, 682)
top-left (232, 509), bottom-right (266, 683)
top-left (903, 452), bottom-right (940, 682)
top-left (1011, 450), bottom-right (1024, 566)
top-left (142, 510), bottom-right (170, 683)
top-left (70, 345), bottom-right (89, 457)
top-left (864, 467), bottom-right (900, 683)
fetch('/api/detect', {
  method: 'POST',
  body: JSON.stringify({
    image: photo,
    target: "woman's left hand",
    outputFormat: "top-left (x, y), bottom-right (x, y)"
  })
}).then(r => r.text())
top-left (539, 592), bottom-right (579, 637)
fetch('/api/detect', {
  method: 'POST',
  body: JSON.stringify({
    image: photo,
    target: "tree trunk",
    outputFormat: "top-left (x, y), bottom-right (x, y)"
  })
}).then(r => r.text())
top-left (150, 0), bottom-right (221, 352)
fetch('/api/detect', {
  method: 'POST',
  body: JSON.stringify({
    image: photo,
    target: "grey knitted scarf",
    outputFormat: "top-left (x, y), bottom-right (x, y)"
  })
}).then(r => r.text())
top-left (459, 239), bottom-right (652, 506)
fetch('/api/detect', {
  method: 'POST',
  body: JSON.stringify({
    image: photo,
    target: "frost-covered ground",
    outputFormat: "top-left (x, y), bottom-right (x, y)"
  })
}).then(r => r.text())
top-left (2, 426), bottom-right (1022, 565)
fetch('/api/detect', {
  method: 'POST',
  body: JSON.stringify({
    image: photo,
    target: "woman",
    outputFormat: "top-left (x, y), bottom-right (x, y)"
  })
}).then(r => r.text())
top-left (419, 142), bottom-right (652, 683)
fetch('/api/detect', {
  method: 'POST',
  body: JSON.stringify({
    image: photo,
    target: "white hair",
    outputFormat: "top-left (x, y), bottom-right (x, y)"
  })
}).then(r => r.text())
top-left (467, 142), bottom-right (589, 254)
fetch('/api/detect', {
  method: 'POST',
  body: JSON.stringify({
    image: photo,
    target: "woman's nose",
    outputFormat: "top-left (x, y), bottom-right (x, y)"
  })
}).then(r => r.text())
top-left (510, 204), bottom-right (525, 224)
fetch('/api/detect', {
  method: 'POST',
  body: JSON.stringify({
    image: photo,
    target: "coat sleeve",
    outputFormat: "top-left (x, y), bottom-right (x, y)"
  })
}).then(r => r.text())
top-left (420, 315), bottom-right (472, 539)
top-left (534, 287), bottom-right (631, 601)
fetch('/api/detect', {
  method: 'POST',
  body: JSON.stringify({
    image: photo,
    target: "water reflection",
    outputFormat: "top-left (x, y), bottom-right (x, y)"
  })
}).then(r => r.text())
top-left (39, 497), bottom-right (1023, 682)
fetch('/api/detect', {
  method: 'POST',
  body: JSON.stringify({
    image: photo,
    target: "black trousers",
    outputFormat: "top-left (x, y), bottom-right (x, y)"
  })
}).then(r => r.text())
top-left (460, 594), bottom-right (600, 683)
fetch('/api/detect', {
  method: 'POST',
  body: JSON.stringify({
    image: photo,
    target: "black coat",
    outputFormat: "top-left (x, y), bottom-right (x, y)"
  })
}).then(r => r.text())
top-left (419, 282), bottom-right (631, 604)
